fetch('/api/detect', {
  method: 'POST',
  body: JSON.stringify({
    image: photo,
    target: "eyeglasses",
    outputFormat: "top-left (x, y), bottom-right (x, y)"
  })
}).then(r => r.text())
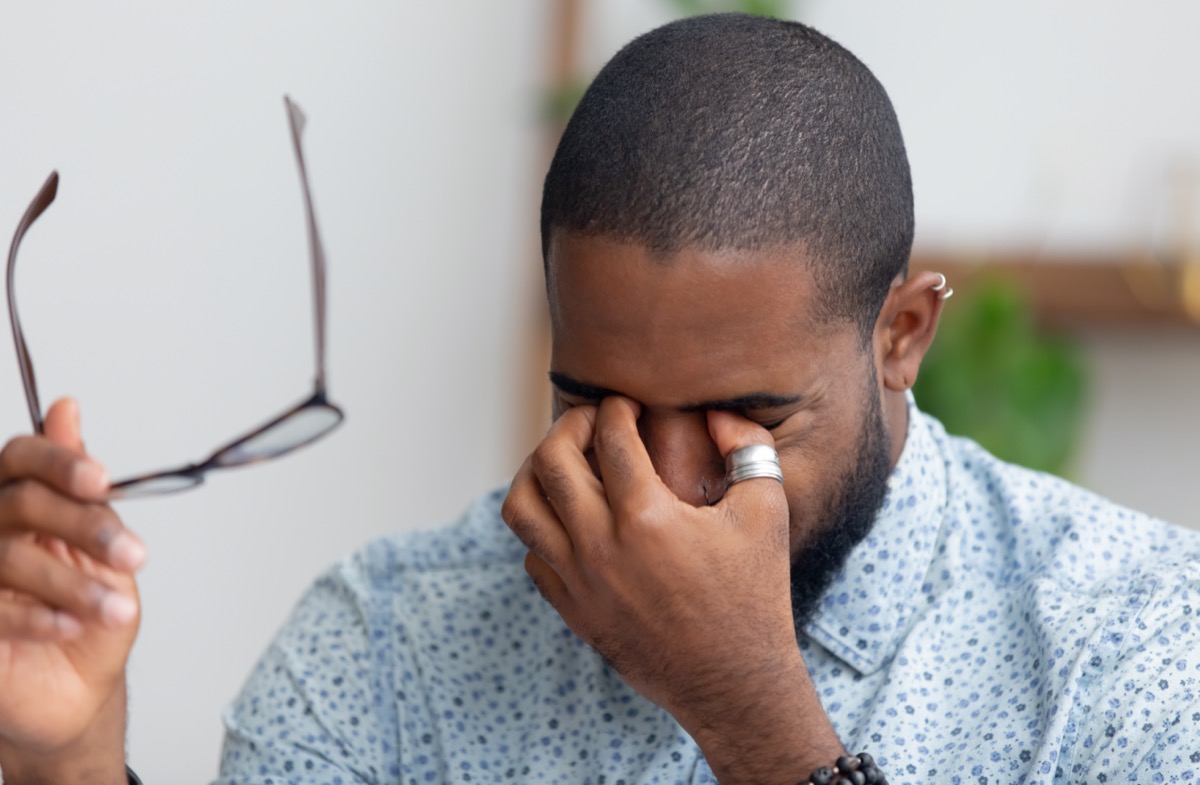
top-left (5, 96), bottom-right (345, 500)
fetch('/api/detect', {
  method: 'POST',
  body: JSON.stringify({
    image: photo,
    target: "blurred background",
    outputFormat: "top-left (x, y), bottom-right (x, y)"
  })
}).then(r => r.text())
top-left (1, 1), bottom-right (1198, 781)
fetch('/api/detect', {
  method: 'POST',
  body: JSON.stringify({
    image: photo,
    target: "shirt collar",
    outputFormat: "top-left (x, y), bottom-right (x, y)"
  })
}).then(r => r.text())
top-left (802, 394), bottom-right (949, 676)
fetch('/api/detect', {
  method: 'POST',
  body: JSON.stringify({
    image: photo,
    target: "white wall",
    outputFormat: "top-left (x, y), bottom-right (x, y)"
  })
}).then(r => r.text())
top-left (1076, 329), bottom-right (1200, 528)
top-left (0, 2), bottom-right (542, 781)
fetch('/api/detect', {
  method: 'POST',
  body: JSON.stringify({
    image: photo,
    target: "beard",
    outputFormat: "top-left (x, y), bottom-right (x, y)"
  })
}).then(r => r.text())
top-left (788, 381), bottom-right (894, 631)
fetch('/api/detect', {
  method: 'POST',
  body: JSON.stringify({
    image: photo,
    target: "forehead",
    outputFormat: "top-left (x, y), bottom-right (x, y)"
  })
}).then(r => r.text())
top-left (547, 233), bottom-right (861, 404)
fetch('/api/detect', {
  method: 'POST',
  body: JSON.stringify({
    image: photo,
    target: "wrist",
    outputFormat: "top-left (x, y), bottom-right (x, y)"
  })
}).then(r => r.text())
top-left (683, 653), bottom-right (845, 785)
top-left (0, 678), bottom-right (129, 785)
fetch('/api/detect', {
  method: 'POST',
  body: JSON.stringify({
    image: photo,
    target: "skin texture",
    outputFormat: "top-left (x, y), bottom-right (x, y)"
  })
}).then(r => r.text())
top-left (0, 398), bottom-right (143, 785)
top-left (502, 232), bottom-right (945, 784)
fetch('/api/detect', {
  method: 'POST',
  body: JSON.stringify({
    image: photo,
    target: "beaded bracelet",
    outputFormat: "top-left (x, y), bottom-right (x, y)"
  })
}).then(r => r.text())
top-left (802, 752), bottom-right (887, 785)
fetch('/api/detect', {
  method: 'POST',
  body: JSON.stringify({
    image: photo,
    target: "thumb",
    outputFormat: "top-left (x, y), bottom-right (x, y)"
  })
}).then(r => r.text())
top-left (705, 410), bottom-right (788, 529)
top-left (44, 396), bottom-right (86, 454)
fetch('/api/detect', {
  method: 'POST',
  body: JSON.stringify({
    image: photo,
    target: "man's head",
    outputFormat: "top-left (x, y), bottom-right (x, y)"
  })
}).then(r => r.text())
top-left (542, 13), bottom-right (913, 334)
top-left (539, 15), bottom-right (944, 626)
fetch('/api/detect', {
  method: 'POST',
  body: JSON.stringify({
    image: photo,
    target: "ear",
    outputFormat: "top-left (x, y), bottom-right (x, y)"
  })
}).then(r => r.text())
top-left (872, 271), bottom-right (951, 392)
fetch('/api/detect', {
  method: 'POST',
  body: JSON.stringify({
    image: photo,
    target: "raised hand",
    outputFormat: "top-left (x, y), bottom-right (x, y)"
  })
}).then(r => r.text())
top-left (503, 396), bottom-right (844, 782)
top-left (0, 398), bottom-right (144, 785)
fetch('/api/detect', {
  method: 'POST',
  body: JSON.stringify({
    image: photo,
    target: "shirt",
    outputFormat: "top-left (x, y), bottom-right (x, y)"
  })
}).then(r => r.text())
top-left (216, 403), bottom-right (1200, 784)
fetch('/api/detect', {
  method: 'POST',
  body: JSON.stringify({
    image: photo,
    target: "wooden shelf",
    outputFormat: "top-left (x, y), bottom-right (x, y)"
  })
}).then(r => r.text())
top-left (910, 251), bottom-right (1200, 330)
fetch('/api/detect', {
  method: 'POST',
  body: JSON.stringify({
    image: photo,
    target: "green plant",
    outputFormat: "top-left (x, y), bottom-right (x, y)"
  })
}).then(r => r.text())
top-left (913, 279), bottom-right (1087, 477)
top-left (667, 0), bottom-right (794, 17)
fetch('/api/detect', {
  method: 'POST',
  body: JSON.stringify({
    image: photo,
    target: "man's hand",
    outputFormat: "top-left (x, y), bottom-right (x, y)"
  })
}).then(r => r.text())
top-left (0, 398), bottom-right (144, 785)
top-left (503, 396), bottom-right (844, 784)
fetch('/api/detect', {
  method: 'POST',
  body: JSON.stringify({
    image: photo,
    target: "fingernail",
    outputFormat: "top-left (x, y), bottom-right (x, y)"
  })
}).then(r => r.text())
top-left (71, 460), bottom-right (110, 497)
top-left (55, 612), bottom-right (84, 638)
top-left (108, 532), bottom-right (147, 571)
top-left (101, 592), bottom-right (138, 626)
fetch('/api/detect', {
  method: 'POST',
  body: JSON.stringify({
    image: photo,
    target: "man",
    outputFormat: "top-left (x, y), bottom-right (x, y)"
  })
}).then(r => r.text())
top-left (0, 13), bottom-right (1198, 785)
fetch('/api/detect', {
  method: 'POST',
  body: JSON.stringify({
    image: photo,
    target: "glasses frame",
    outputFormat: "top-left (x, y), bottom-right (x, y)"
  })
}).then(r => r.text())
top-left (5, 96), bottom-right (344, 499)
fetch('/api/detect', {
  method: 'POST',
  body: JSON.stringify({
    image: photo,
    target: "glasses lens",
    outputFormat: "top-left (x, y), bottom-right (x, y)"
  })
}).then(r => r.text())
top-left (107, 473), bottom-right (203, 500)
top-left (214, 405), bottom-right (343, 468)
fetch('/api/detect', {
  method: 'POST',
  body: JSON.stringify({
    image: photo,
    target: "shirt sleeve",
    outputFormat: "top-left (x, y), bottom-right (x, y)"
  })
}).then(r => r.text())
top-left (212, 553), bottom-right (400, 785)
top-left (1064, 567), bottom-right (1200, 783)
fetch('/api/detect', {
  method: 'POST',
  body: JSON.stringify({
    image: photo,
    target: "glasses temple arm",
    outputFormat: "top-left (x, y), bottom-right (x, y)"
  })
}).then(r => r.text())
top-left (6, 172), bottom-right (60, 435)
top-left (283, 96), bottom-right (329, 391)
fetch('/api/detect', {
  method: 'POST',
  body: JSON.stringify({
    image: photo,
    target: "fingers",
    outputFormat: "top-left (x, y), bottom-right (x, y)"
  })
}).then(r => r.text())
top-left (43, 397), bottom-right (85, 454)
top-left (0, 481), bottom-right (144, 571)
top-left (0, 594), bottom-right (85, 641)
top-left (706, 410), bottom-right (788, 529)
top-left (592, 397), bottom-right (660, 515)
top-left (502, 456), bottom-right (573, 570)
top-left (0, 399), bottom-right (144, 574)
top-left (706, 409), bottom-right (774, 459)
top-left (0, 436), bottom-right (109, 502)
top-left (523, 550), bottom-right (570, 610)
top-left (0, 537), bottom-right (138, 634)
top-left (503, 405), bottom-right (616, 587)
top-left (531, 407), bottom-right (611, 539)
top-left (0, 399), bottom-right (143, 646)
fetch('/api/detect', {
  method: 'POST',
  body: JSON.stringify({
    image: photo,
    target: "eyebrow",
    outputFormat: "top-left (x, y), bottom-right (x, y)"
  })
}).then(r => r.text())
top-left (549, 372), bottom-right (803, 413)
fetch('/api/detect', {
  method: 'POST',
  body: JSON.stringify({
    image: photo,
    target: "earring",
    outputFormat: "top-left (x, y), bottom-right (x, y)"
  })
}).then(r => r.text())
top-left (932, 272), bottom-right (954, 301)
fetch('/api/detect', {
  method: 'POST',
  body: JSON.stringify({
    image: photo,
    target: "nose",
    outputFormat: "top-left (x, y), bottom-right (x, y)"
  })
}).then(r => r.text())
top-left (637, 412), bottom-right (727, 507)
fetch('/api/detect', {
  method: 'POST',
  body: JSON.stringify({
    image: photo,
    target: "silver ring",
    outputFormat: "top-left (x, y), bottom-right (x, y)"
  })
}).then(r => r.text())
top-left (725, 444), bottom-right (783, 485)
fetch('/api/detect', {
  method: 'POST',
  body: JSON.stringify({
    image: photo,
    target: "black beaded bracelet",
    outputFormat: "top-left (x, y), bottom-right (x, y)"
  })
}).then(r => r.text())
top-left (801, 752), bottom-right (887, 785)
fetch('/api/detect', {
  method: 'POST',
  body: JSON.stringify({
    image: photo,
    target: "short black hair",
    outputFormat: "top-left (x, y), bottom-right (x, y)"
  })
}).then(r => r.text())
top-left (541, 13), bottom-right (913, 334)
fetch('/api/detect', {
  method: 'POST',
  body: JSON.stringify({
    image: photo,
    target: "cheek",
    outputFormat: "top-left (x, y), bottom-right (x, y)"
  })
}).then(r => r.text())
top-left (779, 454), bottom-right (831, 536)
top-left (775, 421), bottom-right (858, 540)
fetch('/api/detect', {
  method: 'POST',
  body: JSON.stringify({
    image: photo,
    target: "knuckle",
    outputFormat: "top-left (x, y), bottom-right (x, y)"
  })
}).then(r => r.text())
top-left (556, 405), bottom-right (592, 434)
top-left (78, 504), bottom-right (119, 548)
top-left (594, 429), bottom-right (634, 477)
top-left (48, 450), bottom-right (77, 486)
top-left (500, 500), bottom-right (538, 545)
top-left (591, 424), bottom-right (617, 457)
top-left (64, 575), bottom-right (100, 613)
top-left (501, 502), bottom-right (537, 544)
top-left (527, 573), bottom-right (552, 604)
top-left (748, 484), bottom-right (789, 523)
top-left (0, 441), bottom-right (15, 476)
top-left (4, 480), bottom-right (40, 523)
top-left (507, 517), bottom-right (542, 553)
top-left (620, 492), bottom-right (660, 529)
top-left (0, 437), bottom-right (30, 478)
top-left (531, 447), bottom-right (574, 498)
top-left (24, 607), bottom-right (61, 639)
top-left (524, 553), bottom-right (560, 602)
top-left (0, 437), bottom-right (73, 488)
top-left (499, 492), bottom-right (521, 526)
top-left (529, 441), bottom-right (558, 478)
top-left (577, 536), bottom-right (613, 568)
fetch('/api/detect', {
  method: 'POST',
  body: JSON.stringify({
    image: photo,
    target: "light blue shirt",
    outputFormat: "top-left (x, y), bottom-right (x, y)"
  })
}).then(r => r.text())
top-left (216, 405), bottom-right (1200, 784)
